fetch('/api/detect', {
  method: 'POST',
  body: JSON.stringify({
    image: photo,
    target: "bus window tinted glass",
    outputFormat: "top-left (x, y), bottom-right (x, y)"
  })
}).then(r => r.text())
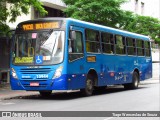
top-left (115, 35), bottom-right (125, 55)
top-left (144, 41), bottom-right (151, 57)
top-left (69, 31), bottom-right (84, 61)
top-left (126, 38), bottom-right (136, 55)
top-left (86, 29), bottom-right (100, 53)
top-left (101, 32), bottom-right (114, 54)
top-left (137, 40), bottom-right (145, 56)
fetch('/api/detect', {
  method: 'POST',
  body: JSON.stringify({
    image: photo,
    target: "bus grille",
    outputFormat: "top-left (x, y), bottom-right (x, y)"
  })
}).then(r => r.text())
top-left (20, 68), bottom-right (51, 74)
top-left (21, 80), bottom-right (48, 89)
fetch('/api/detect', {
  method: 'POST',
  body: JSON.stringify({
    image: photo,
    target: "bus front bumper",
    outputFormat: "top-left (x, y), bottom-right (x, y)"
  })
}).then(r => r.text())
top-left (10, 75), bottom-right (68, 91)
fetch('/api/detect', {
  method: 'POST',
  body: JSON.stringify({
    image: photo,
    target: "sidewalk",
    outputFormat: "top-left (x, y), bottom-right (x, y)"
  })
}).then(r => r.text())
top-left (0, 83), bottom-right (39, 100)
top-left (0, 78), bottom-right (159, 100)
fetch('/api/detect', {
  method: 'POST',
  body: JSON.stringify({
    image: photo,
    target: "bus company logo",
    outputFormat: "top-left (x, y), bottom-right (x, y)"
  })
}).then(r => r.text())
top-left (27, 66), bottom-right (40, 68)
top-left (2, 112), bottom-right (11, 117)
top-left (22, 75), bottom-right (31, 79)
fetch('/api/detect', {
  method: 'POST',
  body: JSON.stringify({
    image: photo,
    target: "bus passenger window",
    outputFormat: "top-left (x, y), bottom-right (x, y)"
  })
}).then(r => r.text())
top-left (85, 29), bottom-right (100, 53)
top-left (126, 38), bottom-right (136, 55)
top-left (142, 41), bottom-right (145, 56)
top-left (144, 41), bottom-right (151, 57)
top-left (69, 31), bottom-right (84, 61)
top-left (115, 35), bottom-right (125, 55)
top-left (137, 40), bottom-right (144, 56)
top-left (96, 33), bottom-right (100, 52)
top-left (110, 35), bottom-right (115, 54)
top-left (86, 41), bottom-right (90, 52)
top-left (133, 39), bottom-right (136, 55)
top-left (122, 37), bottom-right (126, 54)
top-left (101, 32), bottom-right (114, 54)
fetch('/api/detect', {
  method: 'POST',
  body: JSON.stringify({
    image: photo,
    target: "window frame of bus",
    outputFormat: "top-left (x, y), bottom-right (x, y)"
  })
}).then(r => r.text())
top-left (137, 39), bottom-right (145, 56)
top-left (85, 29), bottom-right (101, 53)
top-left (126, 37), bottom-right (136, 56)
top-left (68, 30), bottom-right (84, 62)
top-left (115, 35), bottom-right (126, 55)
top-left (144, 41), bottom-right (151, 57)
top-left (101, 32), bottom-right (115, 54)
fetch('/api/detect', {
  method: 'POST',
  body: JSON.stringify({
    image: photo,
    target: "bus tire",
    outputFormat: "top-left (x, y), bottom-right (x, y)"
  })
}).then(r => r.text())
top-left (39, 91), bottom-right (52, 97)
top-left (124, 72), bottom-right (139, 89)
top-left (80, 78), bottom-right (93, 96)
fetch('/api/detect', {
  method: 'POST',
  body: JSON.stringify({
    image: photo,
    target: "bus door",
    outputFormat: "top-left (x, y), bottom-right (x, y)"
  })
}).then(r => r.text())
top-left (67, 26), bottom-right (86, 89)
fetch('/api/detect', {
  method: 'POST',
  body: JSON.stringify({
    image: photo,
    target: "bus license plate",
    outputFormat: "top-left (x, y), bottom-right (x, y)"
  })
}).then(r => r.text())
top-left (30, 82), bottom-right (39, 86)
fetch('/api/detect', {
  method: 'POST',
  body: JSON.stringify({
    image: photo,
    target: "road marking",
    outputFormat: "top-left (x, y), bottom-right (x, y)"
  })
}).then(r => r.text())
top-left (104, 117), bottom-right (114, 120)
top-left (0, 102), bottom-right (15, 105)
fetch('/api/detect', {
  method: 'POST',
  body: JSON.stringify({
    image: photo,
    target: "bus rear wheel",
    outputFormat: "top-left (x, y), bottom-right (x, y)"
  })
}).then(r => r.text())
top-left (39, 91), bottom-right (52, 97)
top-left (124, 72), bottom-right (139, 89)
top-left (80, 78), bottom-right (94, 96)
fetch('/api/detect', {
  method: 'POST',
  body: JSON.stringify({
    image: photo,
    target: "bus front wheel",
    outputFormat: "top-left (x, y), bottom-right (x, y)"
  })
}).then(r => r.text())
top-left (39, 91), bottom-right (52, 97)
top-left (124, 72), bottom-right (139, 89)
top-left (80, 78), bottom-right (93, 96)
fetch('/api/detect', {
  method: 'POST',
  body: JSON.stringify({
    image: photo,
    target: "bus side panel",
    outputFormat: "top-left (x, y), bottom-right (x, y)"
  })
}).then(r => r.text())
top-left (137, 57), bottom-right (152, 81)
top-left (67, 58), bottom-right (86, 90)
top-left (82, 54), bottom-right (134, 86)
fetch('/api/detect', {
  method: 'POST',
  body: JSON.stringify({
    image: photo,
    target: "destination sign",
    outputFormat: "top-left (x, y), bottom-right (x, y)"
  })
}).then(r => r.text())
top-left (22, 22), bottom-right (60, 31)
top-left (15, 57), bottom-right (34, 64)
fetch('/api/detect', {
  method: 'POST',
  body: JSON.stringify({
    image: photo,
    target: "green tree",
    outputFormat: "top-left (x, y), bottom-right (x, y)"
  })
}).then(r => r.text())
top-left (123, 15), bottom-right (160, 44)
top-left (63, 0), bottom-right (160, 44)
top-left (0, 0), bottom-right (47, 35)
top-left (63, 0), bottom-right (127, 28)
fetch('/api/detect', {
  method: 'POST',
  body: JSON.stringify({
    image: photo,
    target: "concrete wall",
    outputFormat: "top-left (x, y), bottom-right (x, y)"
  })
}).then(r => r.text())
top-left (0, 37), bottom-right (10, 69)
top-left (6, 3), bottom-right (32, 29)
top-left (6, 0), bottom-right (66, 29)
top-left (41, 0), bottom-right (66, 10)
top-left (121, 0), bottom-right (160, 19)
top-left (152, 49), bottom-right (160, 62)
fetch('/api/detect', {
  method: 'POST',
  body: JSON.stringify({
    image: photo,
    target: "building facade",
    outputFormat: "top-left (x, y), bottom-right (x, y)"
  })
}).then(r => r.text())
top-left (6, 0), bottom-right (66, 29)
top-left (121, 0), bottom-right (160, 19)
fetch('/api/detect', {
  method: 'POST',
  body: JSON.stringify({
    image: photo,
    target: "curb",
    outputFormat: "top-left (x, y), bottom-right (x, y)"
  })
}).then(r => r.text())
top-left (140, 79), bottom-right (159, 84)
top-left (152, 61), bottom-right (160, 63)
top-left (0, 90), bottom-right (39, 100)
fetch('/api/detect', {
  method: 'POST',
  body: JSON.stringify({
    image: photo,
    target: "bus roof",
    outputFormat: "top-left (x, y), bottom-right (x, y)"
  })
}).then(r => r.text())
top-left (66, 18), bottom-right (150, 41)
top-left (18, 17), bottom-right (150, 41)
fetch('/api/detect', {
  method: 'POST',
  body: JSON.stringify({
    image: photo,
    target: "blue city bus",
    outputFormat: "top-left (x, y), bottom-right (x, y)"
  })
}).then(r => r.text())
top-left (10, 18), bottom-right (152, 96)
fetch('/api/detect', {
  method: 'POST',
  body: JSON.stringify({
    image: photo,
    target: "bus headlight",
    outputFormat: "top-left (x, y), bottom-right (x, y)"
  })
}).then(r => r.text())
top-left (11, 68), bottom-right (18, 79)
top-left (53, 66), bottom-right (63, 79)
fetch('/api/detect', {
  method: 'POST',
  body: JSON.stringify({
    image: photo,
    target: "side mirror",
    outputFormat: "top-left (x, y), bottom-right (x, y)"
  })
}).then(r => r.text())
top-left (70, 31), bottom-right (76, 41)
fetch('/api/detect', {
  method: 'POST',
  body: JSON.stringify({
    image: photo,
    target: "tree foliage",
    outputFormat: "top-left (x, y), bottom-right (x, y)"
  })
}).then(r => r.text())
top-left (63, 0), bottom-right (127, 28)
top-left (0, 0), bottom-right (47, 35)
top-left (63, 0), bottom-right (160, 44)
top-left (123, 15), bottom-right (160, 44)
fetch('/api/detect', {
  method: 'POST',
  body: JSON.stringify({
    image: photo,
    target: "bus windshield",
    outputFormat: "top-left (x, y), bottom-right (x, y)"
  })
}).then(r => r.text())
top-left (12, 30), bottom-right (64, 65)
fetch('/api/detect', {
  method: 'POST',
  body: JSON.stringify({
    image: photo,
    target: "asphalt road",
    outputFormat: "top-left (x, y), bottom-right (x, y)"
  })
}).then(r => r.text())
top-left (0, 82), bottom-right (159, 120)
top-left (0, 62), bottom-right (159, 120)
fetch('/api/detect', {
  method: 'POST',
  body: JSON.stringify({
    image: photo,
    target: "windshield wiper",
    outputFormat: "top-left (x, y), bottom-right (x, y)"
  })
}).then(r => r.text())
top-left (40, 29), bottom-right (53, 46)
